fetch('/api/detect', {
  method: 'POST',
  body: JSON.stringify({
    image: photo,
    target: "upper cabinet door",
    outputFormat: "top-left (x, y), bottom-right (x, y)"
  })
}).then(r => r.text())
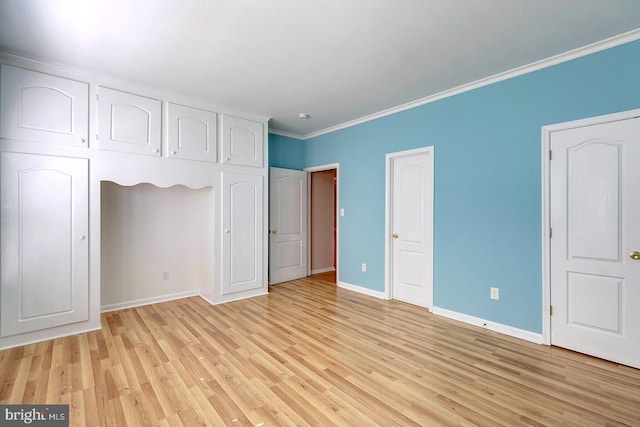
top-left (167, 103), bottom-right (217, 162)
top-left (97, 87), bottom-right (161, 156)
top-left (221, 115), bottom-right (263, 167)
top-left (0, 64), bottom-right (89, 147)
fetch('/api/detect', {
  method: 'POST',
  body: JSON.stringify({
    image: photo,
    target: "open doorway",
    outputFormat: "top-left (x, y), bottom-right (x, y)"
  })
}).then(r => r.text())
top-left (306, 164), bottom-right (339, 285)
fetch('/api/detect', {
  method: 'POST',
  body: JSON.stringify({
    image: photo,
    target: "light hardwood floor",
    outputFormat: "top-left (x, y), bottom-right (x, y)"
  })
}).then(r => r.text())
top-left (1, 272), bottom-right (639, 426)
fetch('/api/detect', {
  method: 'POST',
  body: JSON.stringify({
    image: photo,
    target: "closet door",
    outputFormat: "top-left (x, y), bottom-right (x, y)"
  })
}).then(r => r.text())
top-left (221, 172), bottom-right (263, 295)
top-left (0, 64), bottom-right (89, 147)
top-left (1, 152), bottom-right (89, 336)
top-left (220, 115), bottom-right (263, 167)
top-left (97, 87), bottom-right (161, 156)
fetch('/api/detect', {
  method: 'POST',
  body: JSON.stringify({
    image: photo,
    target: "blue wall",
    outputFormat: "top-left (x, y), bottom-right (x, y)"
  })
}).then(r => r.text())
top-left (269, 40), bottom-right (640, 334)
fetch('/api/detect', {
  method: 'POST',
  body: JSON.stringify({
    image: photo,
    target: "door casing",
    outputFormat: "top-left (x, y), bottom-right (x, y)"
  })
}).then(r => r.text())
top-left (304, 163), bottom-right (340, 280)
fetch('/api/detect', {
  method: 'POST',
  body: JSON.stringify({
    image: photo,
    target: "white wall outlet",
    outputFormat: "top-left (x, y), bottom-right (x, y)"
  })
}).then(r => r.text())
top-left (361, 263), bottom-right (367, 272)
top-left (162, 271), bottom-right (169, 280)
top-left (490, 287), bottom-right (499, 300)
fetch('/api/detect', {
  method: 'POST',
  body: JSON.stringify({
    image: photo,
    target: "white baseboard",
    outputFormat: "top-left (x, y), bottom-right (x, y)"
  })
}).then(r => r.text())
top-left (432, 306), bottom-right (543, 344)
top-left (310, 267), bottom-right (336, 275)
top-left (338, 281), bottom-right (387, 299)
top-left (200, 290), bottom-right (269, 306)
top-left (101, 289), bottom-right (201, 313)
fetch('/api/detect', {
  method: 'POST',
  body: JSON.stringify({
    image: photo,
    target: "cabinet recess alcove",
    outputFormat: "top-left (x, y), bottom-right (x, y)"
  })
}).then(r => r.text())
top-left (0, 54), bottom-right (270, 349)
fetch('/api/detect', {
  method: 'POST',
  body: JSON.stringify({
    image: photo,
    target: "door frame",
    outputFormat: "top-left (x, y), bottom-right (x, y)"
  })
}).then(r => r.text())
top-left (385, 146), bottom-right (434, 306)
top-left (541, 108), bottom-right (640, 346)
top-left (304, 163), bottom-right (340, 281)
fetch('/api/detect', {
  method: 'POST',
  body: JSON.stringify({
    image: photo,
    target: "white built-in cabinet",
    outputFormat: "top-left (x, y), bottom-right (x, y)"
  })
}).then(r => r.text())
top-left (97, 86), bottom-right (162, 156)
top-left (0, 152), bottom-right (89, 336)
top-left (0, 64), bottom-right (89, 147)
top-left (221, 115), bottom-right (264, 167)
top-left (0, 56), bottom-right (269, 349)
top-left (222, 172), bottom-right (264, 295)
top-left (167, 103), bottom-right (217, 162)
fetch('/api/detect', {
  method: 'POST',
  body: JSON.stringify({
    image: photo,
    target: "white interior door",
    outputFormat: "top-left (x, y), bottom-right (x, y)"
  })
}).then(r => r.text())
top-left (269, 167), bottom-right (307, 284)
top-left (550, 117), bottom-right (640, 368)
top-left (389, 148), bottom-right (434, 308)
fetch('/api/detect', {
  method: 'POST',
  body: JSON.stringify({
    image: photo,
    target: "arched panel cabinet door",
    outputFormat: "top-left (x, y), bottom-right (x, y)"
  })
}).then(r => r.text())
top-left (220, 115), bottom-right (264, 167)
top-left (166, 103), bottom-right (218, 162)
top-left (0, 152), bottom-right (89, 337)
top-left (0, 64), bottom-right (89, 147)
top-left (97, 86), bottom-right (162, 156)
top-left (221, 172), bottom-right (264, 295)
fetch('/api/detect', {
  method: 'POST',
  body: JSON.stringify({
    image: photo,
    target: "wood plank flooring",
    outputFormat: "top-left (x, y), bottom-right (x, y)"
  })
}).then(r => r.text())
top-left (1, 272), bottom-right (639, 426)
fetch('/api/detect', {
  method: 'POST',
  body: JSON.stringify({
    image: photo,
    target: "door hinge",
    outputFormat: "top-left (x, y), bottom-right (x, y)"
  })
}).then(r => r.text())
top-left (549, 227), bottom-right (553, 238)
top-left (549, 150), bottom-right (552, 160)
top-left (96, 94), bottom-right (99, 101)
top-left (550, 305), bottom-right (553, 316)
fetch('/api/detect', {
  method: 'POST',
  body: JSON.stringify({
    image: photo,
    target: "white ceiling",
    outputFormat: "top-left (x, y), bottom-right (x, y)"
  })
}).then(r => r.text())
top-left (1, 0), bottom-right (639, 139)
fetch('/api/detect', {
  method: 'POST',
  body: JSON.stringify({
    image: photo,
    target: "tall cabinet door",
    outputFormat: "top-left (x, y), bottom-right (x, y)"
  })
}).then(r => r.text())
top-left (1, 152), bottom-right (89, 337)
top-left (221, 172), bottom-right (263, 295)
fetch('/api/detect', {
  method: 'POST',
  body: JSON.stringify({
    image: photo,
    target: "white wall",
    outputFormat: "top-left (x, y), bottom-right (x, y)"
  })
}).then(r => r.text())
top-left (100, 182), bottom-right (215, 309)
top-left (310, 170), bottom-right (336, 273)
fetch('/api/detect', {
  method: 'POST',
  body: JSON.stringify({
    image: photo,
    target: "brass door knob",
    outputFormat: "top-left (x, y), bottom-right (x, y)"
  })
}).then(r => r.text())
top-left (271, 230), bottom-right (277, 234)
top-left (630, 251), bottom-right (640, 260)
top-left (392, 233), bottom-right (399, 239)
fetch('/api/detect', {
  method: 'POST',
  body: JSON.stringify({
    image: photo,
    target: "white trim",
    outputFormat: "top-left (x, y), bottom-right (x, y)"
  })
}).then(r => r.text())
top-left (338, 281), bottom-right (386, 300)
top-left (273, 28), bottom-right (640, 141)
top-left (385, 146), bottom-right (434, 307)
top-left (310, 267), bottom-right (336, 275)
top-left (268, 128), bottom-right (305, 140)
top-left (540, 108), bottom-right (640, 346)
top-left (100, 289), bottom-right (201, 313)
top-left (304, 163), bottom-right (340, 283)
top-left (0, 325), bottom-right (102, 351)
top-left (432, 306), bottom-right (544, 345)
top-left (200, 290), bottom-right (269, 306)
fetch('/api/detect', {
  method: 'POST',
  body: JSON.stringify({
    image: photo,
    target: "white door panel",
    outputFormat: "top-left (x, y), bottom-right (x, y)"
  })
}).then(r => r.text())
top-left (167, 103), bottom-right (217, 162)
top-left (1, 152), bottom-right (89, 337)
top-left (222, 173), bottom-right (263, 294)
top-left (0, 64), bottom-right (89, 147)
top-left (221, 115), bottom-right (263, 167)
top-left (269, 167), bottom-right (307, 284)
top-left (550, 117), bottom-right (640, 368)
top-left (390, 150), bottom-right (433, 308)
top-left (97, 87), bottom-right (162, 156)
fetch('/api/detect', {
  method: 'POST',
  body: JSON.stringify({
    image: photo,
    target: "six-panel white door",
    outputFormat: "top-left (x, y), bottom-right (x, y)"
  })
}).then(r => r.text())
top-left (0, 64), bottom-right (89, 147)
top-left (390, 149), bottom-right (434, 308)
top-left (269, 167), bottom-right (308, 284)
top-left (221, 172), bottom-right (263, 295)
top-left (550, 117), bottom-right (640, 368)
top-left (0, 152), bottom-right (89, 337)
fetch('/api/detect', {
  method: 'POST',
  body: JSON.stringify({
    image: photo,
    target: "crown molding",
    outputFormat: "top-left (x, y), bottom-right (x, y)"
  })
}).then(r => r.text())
top-left (275, 28), bottom-right (640, 141)
top-left (268, 128), bottom-right (305, 140)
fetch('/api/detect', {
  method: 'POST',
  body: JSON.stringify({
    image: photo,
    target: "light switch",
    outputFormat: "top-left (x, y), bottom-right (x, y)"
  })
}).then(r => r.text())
top-left (340, 208), bottom-right (344, 216)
